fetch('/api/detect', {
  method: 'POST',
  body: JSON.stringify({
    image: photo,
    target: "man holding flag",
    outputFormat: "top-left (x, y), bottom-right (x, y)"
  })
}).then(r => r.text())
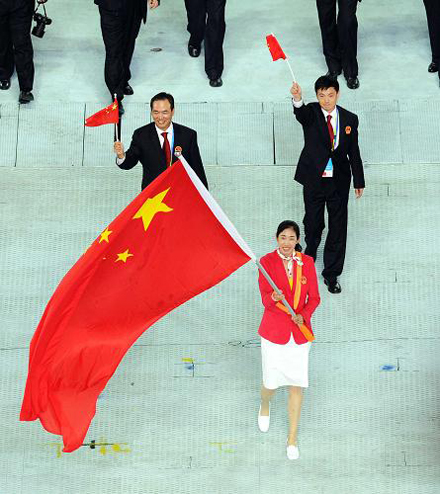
top-left (113, 92), bottom-right (209, 190)
top-left (266, 35), bottom-right (364, 292)
top-left (290, 76), bottom-right (365, 294)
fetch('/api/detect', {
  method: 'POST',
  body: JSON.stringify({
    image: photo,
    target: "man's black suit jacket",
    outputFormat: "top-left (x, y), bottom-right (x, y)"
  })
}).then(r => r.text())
top-left (293, 102), bottom-right (365, 193)
top-left (94, 0), bottom-right (148, 22)
top-left (118, 122), bottom-right (209, 190)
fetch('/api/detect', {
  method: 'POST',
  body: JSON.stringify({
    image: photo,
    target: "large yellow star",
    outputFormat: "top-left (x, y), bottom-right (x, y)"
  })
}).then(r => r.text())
top-left (115, 249), bottom-right (134, 263)
top-left (99, 227), bottom-right (113, 243)
top-left (132, 188), bottom-right (173, 231)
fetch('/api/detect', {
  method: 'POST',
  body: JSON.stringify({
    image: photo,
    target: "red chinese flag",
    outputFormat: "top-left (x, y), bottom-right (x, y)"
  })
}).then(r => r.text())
top-left (84, 98), bottom-right (119, 127)
top-left (266, 34), bottom-right (286, 61)
top-left (20, 159), bottom-right (254, 452)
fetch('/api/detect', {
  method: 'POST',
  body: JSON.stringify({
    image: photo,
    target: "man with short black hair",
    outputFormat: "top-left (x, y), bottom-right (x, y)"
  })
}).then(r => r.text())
top-left (316, 0), bottom-right (361, 89)
top-left (290, 76), bottom-right (365, 293)
top-left (113, 92), bottom-right (209, 190)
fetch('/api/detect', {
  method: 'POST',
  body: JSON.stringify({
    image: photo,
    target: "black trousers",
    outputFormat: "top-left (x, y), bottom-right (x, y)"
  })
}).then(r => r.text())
top-left (423, 0), bottom-right (440, 65)
top-left (316, 0), bottom-right (359, 77)
top-left (303, 179), bottom-right (349, 282)
top-left (0, 0), bottom-right (34, 90)
top-left (184, 0), bottom-right (226, 79)
top-left (99, 2), bottom-right (142, 99)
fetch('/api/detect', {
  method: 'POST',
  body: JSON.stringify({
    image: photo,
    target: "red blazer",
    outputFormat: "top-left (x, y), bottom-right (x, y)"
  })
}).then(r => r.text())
top-left (258, 251), bottom-right (320, 345)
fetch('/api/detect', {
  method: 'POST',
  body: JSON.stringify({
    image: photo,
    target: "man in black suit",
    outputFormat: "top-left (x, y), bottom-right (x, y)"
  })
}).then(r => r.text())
top-left (113, 92), bottom-right (209, 190)
top-left (290, 76), bottom-right (365, 293)
top-left (316, 0), bottom-right (361, 90)
top-left (423, 0), bottom-right (440, 85)
top-left (95, 0), bottom-right (159, 113)
top-left (184, 0), bottom-right (226, 87)
top-left (0, 0), bottom-right (37, 103)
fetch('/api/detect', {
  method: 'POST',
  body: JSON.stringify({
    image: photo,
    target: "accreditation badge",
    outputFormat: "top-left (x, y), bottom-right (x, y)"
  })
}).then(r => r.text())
top-left (322, 158), bottom-right (333, 178)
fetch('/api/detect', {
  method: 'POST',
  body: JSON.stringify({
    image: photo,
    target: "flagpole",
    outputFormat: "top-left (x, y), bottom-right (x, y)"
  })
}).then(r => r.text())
top-left (113, 93), bottom-right (118, 142)
top-left (254, 259), bottom-right (297, 318)
top-left (285, 59), bottom-right (297, 83)
top-left (117, 108), bottom-right (121, 141)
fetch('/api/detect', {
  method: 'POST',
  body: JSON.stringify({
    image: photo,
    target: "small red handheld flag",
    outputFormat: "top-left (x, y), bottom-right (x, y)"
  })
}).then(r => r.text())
top-left (85, 98), bottom-right (119, 127)
top-left (266, 34), bottom-right (286, 61)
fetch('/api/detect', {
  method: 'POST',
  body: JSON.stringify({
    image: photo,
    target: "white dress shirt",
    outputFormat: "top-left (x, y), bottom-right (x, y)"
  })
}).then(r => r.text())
top-left (116, 123), bottom-right (175, 165)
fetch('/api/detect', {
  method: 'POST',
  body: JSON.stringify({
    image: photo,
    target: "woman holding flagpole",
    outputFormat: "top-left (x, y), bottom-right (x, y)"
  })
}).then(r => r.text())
top-left (257, 220), bottom-right (320, 460)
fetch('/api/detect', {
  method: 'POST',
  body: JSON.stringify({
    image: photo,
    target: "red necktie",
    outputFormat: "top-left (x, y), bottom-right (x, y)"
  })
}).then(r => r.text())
top-left (162, 132), bottom-right (171, 166)
top-left (326, 115), bottom-right (335, 149)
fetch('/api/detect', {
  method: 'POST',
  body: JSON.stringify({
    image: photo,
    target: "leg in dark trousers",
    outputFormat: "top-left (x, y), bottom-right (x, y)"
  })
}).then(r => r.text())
top-left (204, 0), bottom-right (226, 79)
top-left (316, 0), bottom-right (341, 73)
top-left (423, 0), bottom-right (440, 65)
top-left (185, 0), bottom-right (226, 79)
top-left (184, 0), bottom-right (206, 49)
top-left (0, 14), bottom-right (14, 81)
top-left (321, 184), bottom-right (349, 282)
top-left (0, 0), bottom-right (34, 90)
top-left (337, 0), bottom-right (358, 78)
top-left (121, 2), bottom-right (142, 87)
top-left (99, 4), bottom-right (141, 99)
top-left (303, 184), bottom-right (326, 261)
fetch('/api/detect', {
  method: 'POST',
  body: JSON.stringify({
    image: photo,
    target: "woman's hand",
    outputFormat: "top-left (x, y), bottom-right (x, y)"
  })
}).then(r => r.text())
top-left (292, 314), bottom-right (304, 326)
top-left (271, 291), bottom-right (284, 302)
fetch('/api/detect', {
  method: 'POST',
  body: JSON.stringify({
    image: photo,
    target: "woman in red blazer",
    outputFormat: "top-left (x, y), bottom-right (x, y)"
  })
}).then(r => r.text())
top-left (257, 220), bottom-right (320, 460)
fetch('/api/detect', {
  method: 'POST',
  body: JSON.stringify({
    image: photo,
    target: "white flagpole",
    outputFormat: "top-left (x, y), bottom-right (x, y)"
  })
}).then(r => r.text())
top-left (254, 259), bottom-right (297, 318)
top-left (179, 154), bottom-right (297, 318)
top-left (285, 59), bottom-right (297, 83)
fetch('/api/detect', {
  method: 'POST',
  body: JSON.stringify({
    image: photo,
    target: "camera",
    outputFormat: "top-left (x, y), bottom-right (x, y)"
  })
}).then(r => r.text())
top-left (32, 4), bottom-right (52, 38)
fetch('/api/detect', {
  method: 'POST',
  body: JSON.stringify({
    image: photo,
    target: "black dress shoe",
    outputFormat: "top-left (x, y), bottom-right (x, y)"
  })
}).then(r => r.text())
top-left (0, 79), bottom-right (11, 90)
top-left (123, 84), bottom-right (134, 95)
top-left (346, 76), bottom-right (360, 90)
top-left (209, 77), bottom-right (223, 87)
top-left (326, 69), bottom-right (341, 81)
top-left (324, 278), bottom-right (342, 294)
top-left (428, 62), bottom-right (439, 73)
top-left (19, 91), bottom-right (34, 104)
top-left (188, 44), bottom-right (201, 58)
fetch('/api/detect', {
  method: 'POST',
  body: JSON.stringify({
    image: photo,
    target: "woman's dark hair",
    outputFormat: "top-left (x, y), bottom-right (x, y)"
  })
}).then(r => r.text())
top-left (150, 92), bottom-right (175, 110)
top-left (276, 220), bottom-right (302, 252)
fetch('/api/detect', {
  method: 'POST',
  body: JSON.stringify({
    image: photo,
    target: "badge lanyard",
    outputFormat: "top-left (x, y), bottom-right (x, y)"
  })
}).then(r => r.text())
top-left (332, 109), bottom-right (339, 151)
top-left (170, 131), bottom-right (174, 166)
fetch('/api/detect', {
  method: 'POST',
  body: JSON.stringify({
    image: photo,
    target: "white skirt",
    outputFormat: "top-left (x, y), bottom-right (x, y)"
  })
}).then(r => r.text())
top-left (261, 335), bottom-right (311, 389)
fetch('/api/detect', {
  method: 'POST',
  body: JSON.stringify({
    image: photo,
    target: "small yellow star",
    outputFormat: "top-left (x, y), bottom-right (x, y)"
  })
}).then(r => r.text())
top-left (112, 103), bottom-right (117, 110)
top-left (115, 249), bottom-right (134, 263)
top-left (133, 188), bottom-right (173, 231)
top-left (99, 227), bottom-right (113, 243)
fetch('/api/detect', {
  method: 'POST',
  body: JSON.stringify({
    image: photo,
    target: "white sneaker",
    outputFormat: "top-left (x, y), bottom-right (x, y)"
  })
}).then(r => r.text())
top-left (286, 442), bottom-right (300, 460)
top-left (258, 403), bottom-right (270, 432)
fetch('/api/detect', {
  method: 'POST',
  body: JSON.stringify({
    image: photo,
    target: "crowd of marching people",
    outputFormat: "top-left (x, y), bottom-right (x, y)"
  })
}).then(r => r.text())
top-left (0, 1), bottom-right (438, 105)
